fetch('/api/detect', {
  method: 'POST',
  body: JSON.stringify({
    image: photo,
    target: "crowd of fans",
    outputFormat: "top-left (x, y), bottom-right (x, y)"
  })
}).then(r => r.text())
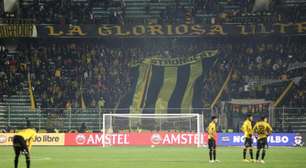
top-left (1, 37), bottom-right (305, 110)
top-left (19, 0), bottom-right (92, 24)
top-left (224, 38), bottom-right (306, 105)
top-left (1, 0), bottom-right (305, 24)
top-left (14, 41), bottom-right (129, 109)
top-left (0, 44), bottom-right (27, 101)
top-left (1, 1), bottom-right (306, 133)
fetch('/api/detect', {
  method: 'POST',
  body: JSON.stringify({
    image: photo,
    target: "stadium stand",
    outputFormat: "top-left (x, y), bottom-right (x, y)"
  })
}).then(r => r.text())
top-left (1, 0), bottom-right (306, 24)
top-left (1, 38), bottom-right (305, 106)
top-left (0, 0), bottom-right (305, 133)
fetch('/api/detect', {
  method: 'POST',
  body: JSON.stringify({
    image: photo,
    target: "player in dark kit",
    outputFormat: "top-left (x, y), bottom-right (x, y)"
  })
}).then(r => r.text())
top-left (207, 116), bottom-right (220, 163)
top-left (241, 114), bottom-right (254, 162)
top-left (253, 116), bottom-right (272, 164)
top-left (12, 128), bottom-right (37, 168)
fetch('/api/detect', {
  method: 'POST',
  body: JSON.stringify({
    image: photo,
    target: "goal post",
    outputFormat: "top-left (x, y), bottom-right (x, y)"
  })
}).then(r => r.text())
top-left (102, 113), bottom-right (205, 147)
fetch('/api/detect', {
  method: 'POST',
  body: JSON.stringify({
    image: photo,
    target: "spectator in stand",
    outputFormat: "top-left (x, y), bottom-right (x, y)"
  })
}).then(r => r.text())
top-left (1, 38), bottom-right (306, 114)
top-left (79, 122), bottom-right (88, 133)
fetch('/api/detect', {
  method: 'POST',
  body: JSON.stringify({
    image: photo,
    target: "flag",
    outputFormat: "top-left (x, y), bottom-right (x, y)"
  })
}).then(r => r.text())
top-left (252, 0), bottom-right (272, 12)
top-left (80, 91), bottom-right (86, 110)
top-left (27, 73), bottom-right (36, 111)
top-left (3, 0), bottom-right (18, 12)
top-left (117, 50), bottom-right (218, 114)
top-left (80, 82), bottom-right (86, 110)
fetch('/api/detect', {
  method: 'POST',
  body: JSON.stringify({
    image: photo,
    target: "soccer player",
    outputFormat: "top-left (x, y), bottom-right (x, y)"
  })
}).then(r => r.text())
top-left (253, 116), bottom-right (272, 164)
top-left (207, 116), bottom-right (220, 163)
top-left (12, 128), bottom-right (37, 168)
top-left (241, 114), bottom-right (254, 162)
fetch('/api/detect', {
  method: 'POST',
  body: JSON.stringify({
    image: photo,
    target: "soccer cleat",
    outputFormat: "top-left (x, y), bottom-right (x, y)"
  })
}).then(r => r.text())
top-left (256, 160), bottom-right (260, 163)
top-left (243, 159), bottom-right (250, 162)
top-left (250, 159), bottom-right (256, 163)
top-left (209, 160), bottom-right (215, 163)
top-left (260, 160), bottom-right (265, 164)
top-left (214, 160), bottom-right (221, 163)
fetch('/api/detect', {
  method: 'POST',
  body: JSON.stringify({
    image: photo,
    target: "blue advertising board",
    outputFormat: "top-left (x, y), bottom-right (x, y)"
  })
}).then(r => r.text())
top-left (217, 133), bottom-right (300, 146)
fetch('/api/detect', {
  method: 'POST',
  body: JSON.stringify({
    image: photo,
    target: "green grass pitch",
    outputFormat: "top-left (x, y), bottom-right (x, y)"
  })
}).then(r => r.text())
top-left (1, 146), bottom-right (306, 168)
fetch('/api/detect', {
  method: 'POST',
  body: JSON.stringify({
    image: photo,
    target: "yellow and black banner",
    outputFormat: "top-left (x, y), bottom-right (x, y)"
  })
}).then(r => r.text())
top-left (1, 21), bottom-right (306, 38)
top-left (118, 50), bottom-right (217, 114)
top-left (38, 21), bottom-right (306, 38)
top-left (27, 73), bottom-right (36, 111)
top-left (0, 24), bottom-right (37, 38)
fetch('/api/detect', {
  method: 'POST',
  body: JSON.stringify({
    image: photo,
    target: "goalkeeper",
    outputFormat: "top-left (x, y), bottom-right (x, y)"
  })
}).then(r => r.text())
top-left (12, 128), bottom-right (37, 168)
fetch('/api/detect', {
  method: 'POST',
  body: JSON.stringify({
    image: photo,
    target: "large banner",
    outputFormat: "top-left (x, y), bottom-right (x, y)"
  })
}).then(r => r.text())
top-left (65, 132), bottom-right (209, 146)
top-left (38, 21), bottom-right (306, 38)
top-left (1, 21), bottom-right (305, 38)
top-left (0, 133), bottom-right (65, 145)
top-left (118, 52), bottom-right (216, 114)
top-left (218, 133), bottom-right (300, 146)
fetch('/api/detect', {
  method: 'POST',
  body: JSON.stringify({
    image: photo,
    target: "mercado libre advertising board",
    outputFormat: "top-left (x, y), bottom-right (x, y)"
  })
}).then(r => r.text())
top-left (0, 133), bottom-right (64, 145)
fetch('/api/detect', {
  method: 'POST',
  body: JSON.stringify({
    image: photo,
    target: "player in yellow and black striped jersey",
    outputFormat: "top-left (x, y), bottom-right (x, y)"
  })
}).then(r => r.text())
top-left (241, 114), bottom-right (254, 162)
top-left (207, 116), bottom-right (220, 163)
top-left (12, 128), bottom-right (37, 168)
top-left (253, 116), bottom-right (272, 164)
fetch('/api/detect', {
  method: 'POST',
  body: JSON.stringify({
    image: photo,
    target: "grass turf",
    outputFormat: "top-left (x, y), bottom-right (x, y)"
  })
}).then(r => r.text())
top-left (1, 146), bottom-right (306, 168)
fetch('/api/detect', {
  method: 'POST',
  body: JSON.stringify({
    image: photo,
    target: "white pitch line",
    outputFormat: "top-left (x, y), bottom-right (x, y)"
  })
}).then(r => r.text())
top-left (31, 157), bottom-right (51, 161)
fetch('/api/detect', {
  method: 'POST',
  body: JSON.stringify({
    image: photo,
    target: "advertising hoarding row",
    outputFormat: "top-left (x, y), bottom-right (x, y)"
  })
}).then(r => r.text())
top-left (0, 132), bottom-right (303, 147)
top-left (64, 132), bottom-right (208, 146)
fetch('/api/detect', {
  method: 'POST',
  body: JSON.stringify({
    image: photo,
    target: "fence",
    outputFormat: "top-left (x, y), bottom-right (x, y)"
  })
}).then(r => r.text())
top-left (270, 107), bottom-right (306, 133)
top-left (2, 107), bottom-right (212, 132)
top-left (2, 107), bottom-right (305, 133)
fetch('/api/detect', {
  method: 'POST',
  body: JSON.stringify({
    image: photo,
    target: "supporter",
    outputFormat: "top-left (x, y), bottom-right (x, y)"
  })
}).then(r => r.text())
top-left (79, 122), bottom-right (88, 133)
top-left (1, 38), bottom-right (306, 113)
top-left (1, 0), bottom-right (303, 24)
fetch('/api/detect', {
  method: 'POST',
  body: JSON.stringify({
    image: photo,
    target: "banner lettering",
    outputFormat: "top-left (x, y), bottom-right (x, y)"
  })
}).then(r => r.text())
top-left (37, 22), bottom-right (306, 38)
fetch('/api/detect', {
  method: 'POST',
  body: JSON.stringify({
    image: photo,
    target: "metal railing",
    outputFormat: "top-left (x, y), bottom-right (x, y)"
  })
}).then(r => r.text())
top-left (1, 107), bottom-right (212, 132)
top-left (270, 107), bottom-right (306, 133)
top-left (3, 107), bottom-right (304, 132)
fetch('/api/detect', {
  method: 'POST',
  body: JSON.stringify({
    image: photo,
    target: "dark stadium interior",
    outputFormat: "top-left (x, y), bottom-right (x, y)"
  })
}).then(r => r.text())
top-left (0, 0), bottom-right (306, 134)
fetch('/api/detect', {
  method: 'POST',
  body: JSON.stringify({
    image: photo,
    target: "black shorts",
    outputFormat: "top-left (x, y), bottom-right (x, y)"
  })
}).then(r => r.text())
top-left (208, 138), bottom-right (216, 149)
top-left (13, 135), bottom-right (29, 155)
top-left (257, 138), bottom-right (267, 149)
top-left (244, 137), bottom-right (253, 147)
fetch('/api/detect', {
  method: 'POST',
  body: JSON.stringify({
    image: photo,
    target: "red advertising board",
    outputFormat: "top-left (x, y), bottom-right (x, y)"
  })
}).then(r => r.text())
top-left (64, 132), bottom-right (210, 146)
